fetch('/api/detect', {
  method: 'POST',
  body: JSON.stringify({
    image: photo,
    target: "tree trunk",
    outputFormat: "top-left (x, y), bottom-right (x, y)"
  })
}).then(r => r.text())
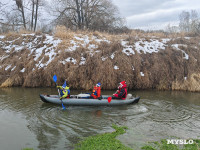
top-left (80, 0), bottom-right (84, 28)
top-left (34, 0), bottom-right (38, 31)
top-left (75, 0), bottom-right (82, 29)
top-left (31, 0), bottom-right (35, 31)
top-left (21, 5), bottom-right (26, 29)
top-left (84, 0), bottom-right (89, 29)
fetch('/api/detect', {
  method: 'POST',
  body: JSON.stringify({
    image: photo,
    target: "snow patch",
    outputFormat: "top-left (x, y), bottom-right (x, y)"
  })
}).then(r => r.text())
top-left (11, 66), bottom-right (16, 71)
top-left (121, 41), bottom-right (135, 56)
top-left (14, 46), bottom-right (24, 52)
top-left (121, 38), bottom-right (170, 56)
top-left (66, 35), bottom-right (110, 52)
top-left (20, 68), bottom-right (25, 72)
top-left (184, 37), bottom-right (191, 40)
top-left (44, 35), bottom-right (61, 46)
top-left (110, 53), bottom-right (115, 59)
top-left (44, 50), bottom-right (56, 67)
top-left (60, 57), bottom-right (77, 65)
top-left (122, 47), bottom-right (135, 55)
top-left (114, 65), bottom-right (119, 70)
top-left (22, 33), bottom-right (35, 36)
top-left (79, 57), bottom-right (86, 65)
top-left (172, 44), bottom-right (189, 60)
top-left (5, 64), bottom-right (12, 70)
top-left (34, 45), bottom-right (47, 61)
top-left (135, 39), bottom-right (167, 54)
top-left (0, 35), bottom-right (5, 39)
top-left (88, 44), bottom-right (97, 50)
top-left (101, 56), bottom-right (107, 61)
top-left (0, 55), bottom-right (9, 61)
top-left (140, 72), bottom-right (144, 76)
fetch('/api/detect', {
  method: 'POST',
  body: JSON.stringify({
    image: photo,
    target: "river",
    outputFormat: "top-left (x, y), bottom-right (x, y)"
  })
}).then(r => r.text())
top-left (0, 88), bottom-right (200, 150)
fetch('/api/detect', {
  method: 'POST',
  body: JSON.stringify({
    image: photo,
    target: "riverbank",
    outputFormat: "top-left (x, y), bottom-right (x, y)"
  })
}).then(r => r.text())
top-left (0, 27), bottom-right (200, 91)
top-left (75, 124), bottom-right (132, 150)
top-left (21, 125), bottom-right (200, 150)
top-left (75, 125), bottom-right (200, 150)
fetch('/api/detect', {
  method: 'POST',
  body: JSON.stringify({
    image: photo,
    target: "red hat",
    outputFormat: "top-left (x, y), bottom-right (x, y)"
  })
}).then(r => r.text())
top-left (120, 81), bottom-right (126, 86)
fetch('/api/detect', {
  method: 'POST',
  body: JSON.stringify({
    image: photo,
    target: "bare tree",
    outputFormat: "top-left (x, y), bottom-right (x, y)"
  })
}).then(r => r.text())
top-left (190, 10), bottom-right (199, 33)
top-left (52, 0), bottom-right (125, 31)
top-left (179, 11), bottom-right (190, 32)
top-left (15, 0), bottom-right (26, 29)
top-left (0, 0), bottom-right (46, 32)
top-left (179, 10), bottom-right (200, 34)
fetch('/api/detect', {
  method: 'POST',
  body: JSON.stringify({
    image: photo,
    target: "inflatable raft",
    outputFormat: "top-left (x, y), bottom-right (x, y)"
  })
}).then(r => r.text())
top-left (39, 94), bottom-right (140, 106)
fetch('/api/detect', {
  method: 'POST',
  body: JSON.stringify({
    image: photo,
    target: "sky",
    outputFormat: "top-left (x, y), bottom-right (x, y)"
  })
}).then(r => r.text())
top-left (1, 0), bottom-right (200, 30)
top-left (112, 0), bottom-right (200, 30)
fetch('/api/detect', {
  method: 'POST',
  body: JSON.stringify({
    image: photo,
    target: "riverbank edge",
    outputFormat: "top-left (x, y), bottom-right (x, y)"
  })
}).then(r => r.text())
top-left (74, 125), bottom-right (200, 150)
top-left (1, 86), bottom-right (200, 93)
top-left (21, 124), bottom-right (200, 150)
top-left (74, 124), bottom-right (132, 150)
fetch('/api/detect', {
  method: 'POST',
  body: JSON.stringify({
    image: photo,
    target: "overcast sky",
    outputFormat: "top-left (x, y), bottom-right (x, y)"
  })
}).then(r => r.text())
top-left (1, 0), bottom-right (200, 30)
top-left (112, 0), bottom-right (200, 30)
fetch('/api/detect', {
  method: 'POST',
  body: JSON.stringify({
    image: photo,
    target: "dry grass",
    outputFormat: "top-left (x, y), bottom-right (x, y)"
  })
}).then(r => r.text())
top-left (54, 26), bottom-right (75, 39)
top-left (0, 78), bottom-right (13, 87)
top-left (18, 29), bottom-right (33, 34)
top-left (172, 73), bottom-right (200, 91)
top-left (0, 30), bottom-right (200, 91)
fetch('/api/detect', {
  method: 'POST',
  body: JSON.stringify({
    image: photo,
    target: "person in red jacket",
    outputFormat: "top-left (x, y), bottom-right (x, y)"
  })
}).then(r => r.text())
top-left (91, 82), bottom-right (101, 99)
top-left (113, 81), bottom-right (127, 100)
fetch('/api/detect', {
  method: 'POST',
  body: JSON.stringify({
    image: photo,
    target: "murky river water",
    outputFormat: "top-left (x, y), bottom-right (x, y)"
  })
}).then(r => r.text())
top-left (0, 88), bottom-right (200, 150)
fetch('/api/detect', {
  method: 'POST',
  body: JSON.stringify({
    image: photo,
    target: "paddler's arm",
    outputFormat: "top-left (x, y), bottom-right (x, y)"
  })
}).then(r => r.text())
top-left (60, 90), bottom-right (68, 99)
top-left (57, 86), bottom-right (62, 89)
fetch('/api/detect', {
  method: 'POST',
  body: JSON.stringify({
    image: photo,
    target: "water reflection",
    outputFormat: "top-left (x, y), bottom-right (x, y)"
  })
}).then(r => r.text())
top-left (0, 88), bottom-right (200, 150)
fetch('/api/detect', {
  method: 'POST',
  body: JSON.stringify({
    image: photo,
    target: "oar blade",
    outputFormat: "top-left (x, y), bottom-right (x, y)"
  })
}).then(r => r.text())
top-left (53, 75), bottom-right (57, 83)
top-left (62, 103), bottom-right (66, 110)
top-left (108, 97), bottom-right (112, 103)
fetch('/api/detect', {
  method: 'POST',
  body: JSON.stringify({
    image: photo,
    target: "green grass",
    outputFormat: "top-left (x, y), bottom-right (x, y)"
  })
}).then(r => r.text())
top-left (20, 128), bottom-right (200, 150)
top-left (74, 124), bottom-right (132, 150)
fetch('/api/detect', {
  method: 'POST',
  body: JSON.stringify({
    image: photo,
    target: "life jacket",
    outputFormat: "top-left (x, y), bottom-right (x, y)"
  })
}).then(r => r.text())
top-left (60, 86), bottom-right (70, 98)
top-left (117, 87), bottom-right (127, 100)
top-left (91, 86), bottom-right (101, 99)
top-left (114, 82), bottom-right (127, 100)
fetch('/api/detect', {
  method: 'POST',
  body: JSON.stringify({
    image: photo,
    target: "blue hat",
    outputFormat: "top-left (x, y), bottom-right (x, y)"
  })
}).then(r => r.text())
top-left (62, 81), bottom-right (67, 88)
top-left (97, 82), bottom-right (101, 87)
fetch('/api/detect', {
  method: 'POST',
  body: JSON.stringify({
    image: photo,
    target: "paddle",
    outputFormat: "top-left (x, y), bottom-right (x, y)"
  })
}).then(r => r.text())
top-left (107, 89), bottom-right (119, 103)
top-left (53, 75), bottom-right (66, 110)
top-left (107, 97), bottom-right (112, 103)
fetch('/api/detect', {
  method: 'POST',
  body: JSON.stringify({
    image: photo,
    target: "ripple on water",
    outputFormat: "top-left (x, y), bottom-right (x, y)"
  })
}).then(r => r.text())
top-left (140, 99), bottom-right (190, 122)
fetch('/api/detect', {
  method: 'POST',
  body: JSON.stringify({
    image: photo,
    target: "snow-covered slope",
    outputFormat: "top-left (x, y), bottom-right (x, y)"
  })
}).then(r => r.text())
top-left (0, 31), bottom-right (199, 91)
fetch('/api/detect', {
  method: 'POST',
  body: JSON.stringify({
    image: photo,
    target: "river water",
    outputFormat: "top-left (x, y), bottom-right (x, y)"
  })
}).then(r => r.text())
top-left (0, 88), bottom-right (199, 150)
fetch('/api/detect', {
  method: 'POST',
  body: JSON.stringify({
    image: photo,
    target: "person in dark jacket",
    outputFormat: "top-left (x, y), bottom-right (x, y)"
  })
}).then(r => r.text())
top-left (113, 81), bottom-right (127, 100)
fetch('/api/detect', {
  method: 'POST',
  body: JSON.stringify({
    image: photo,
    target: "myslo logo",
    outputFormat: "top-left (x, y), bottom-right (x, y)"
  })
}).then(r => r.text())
top-left (167, 139), bottom-right (194, 145)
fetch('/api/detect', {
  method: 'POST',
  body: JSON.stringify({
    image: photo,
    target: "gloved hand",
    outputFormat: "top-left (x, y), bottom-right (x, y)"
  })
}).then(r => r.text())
top-left (113, 94), bottom-right (118, 97)
top-left (98, 96), bottom-right (102, 100)
top-left (57, 86), bottom-right (59, 88)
